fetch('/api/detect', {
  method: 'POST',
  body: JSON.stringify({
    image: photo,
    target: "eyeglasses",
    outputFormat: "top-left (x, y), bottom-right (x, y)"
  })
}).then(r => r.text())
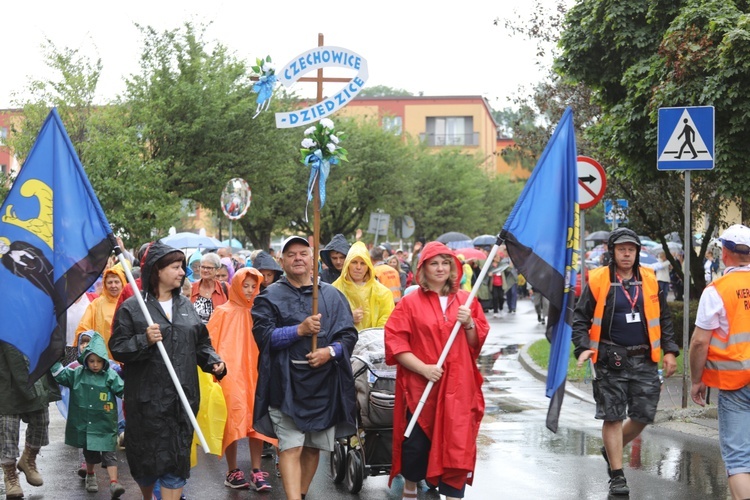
top-left (200, 266), bottom-right (217, 271)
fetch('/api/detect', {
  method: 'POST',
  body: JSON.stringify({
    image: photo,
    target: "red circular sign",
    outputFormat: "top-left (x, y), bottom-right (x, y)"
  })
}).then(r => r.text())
top-left (577, 156), bottom-right (606, 210)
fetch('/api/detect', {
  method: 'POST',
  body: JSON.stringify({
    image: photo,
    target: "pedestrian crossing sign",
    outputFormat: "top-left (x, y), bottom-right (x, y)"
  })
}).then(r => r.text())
top-left (657, 106), bottom-right (714, 171)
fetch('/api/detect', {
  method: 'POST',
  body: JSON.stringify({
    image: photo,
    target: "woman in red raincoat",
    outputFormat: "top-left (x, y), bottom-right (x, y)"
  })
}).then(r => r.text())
top-left (385, 241), bottom-right (488, 500)
top-left (207, 267), bottom-right (277, 492)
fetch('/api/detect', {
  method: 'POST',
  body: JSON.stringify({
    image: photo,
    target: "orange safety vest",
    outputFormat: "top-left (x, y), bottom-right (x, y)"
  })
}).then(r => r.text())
top-left (702, 272), bottom-right (750, 390)
top-left (586, 266), bottom-right (663, 363)
top-left (374, 264), bottom-right (402, 302)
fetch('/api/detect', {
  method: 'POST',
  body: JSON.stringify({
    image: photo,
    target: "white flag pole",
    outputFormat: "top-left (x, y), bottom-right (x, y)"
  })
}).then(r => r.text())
top-left (113, 249), bottom-right (210, 453)
top-left (404, 240), bottom-right (501, 438)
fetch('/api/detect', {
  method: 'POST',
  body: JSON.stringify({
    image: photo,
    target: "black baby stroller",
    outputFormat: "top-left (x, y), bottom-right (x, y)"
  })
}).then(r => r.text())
top-left (330, 327), bottom-right (396, 493)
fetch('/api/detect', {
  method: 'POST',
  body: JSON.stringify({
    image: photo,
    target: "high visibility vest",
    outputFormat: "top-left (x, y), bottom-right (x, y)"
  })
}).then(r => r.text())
top-left (374, 264), bottom-right (402, 302)
top-left (586, 266), bottom-right (663, 363)
top-left (702, 272), bottom-right (750, 390)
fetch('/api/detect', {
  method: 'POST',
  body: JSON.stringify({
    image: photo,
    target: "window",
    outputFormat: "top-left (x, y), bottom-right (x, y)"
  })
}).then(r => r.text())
top-left (0, 127), bottom-right (7, 145)
top-left (382, 116), bottom-right (402, 135)
top-left (0, 164), bottom-right (7, 175)
top-left (425, 117), bottom-right (475, 146)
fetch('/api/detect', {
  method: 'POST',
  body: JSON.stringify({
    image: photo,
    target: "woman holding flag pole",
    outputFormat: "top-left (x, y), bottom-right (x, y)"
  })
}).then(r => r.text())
top-left (384, 241), bottom-right (489, 499)
top-left (110, 242), bottom-right (226, 500)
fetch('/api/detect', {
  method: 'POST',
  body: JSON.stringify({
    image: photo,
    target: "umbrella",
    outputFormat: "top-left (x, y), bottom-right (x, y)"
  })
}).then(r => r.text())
top-left (585, 230), bottom-right (610, 242)
top-left (221, 238), bottom-right (243, 250)
top-left (160, 232), bottom-right (220, 250)
top-left (472, 234), bottom-right (498, 247)
top-left (639, 250), bottom-right (657, 265)
top-left (453, 248), bottom-right (488, 261)
top-left (436, 231), bottom-right (473, 250)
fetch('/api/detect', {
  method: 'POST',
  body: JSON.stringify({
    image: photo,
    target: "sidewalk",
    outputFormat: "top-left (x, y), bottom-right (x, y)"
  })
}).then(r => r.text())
top-left (518, 342), bottom-right (720, 441)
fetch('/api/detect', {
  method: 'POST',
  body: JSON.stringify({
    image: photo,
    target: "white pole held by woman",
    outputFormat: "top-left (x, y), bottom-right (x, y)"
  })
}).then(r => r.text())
top-left (404, 238), bottom-right (502, 438)
top-left (113, 246), bottom-right (210, 453)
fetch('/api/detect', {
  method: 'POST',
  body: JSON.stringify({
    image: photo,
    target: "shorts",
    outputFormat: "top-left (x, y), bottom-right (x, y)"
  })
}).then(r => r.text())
top-left (268, 407), bottom-right (335, 453)
top-left (592, 355), bottom-right (660, 423)
top-left (718, 385), bottom-right (750, 476)
top-left (134, 472), bottom-right (187, 490)
top-left (82, 448), bottom-right (117, 467)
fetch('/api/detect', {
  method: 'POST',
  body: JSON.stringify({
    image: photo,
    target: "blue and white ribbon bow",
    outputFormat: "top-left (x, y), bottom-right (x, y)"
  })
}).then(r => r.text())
top-left (252, 74), bottom-right (277, 118)
top-left (304, 149), bottom-right (339, 221)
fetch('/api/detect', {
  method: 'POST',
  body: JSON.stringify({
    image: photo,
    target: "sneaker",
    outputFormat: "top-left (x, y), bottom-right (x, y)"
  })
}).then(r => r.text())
top-left (600, 446), bottom-right (611, 478)
top-left (224, 468), bottom-right (250, 489)
top-left (85, 473), bottom-right (98, 492)
top-left (77, 461), bottom-right (87, 479)
top-left (608, 474), bottom-right (630, 496)
top-left (117, 432), bottom-right (125, 449)
top-left (275, 454), bottom-right (281, 477)
top-left (109, 481), bottom-right (125, 498)
top-left (251, 470), bottom-right (272, 491)
top-left (261, 442), bottom-right (273, 458)
top-left (492, 313), bottom-right (500, 318)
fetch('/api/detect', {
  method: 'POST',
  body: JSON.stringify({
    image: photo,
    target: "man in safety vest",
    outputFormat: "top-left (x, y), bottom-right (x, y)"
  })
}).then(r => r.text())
top-left (573, 228), bottom-right (679, 496)
top-left (370, 245), bottom-right (402, 304)
top-left (690, 224), bottom-right (750, 500)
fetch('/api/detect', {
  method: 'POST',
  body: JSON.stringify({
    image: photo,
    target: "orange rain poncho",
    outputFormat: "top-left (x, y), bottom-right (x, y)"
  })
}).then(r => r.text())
top-left (75, 266), bottom-right (126, 359)
top-left (207, 267), bottom-right (276, 454)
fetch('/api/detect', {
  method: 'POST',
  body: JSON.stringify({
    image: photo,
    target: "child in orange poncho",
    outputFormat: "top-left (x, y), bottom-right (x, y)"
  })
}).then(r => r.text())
top-left (207, 267), bottom-right (277, 491)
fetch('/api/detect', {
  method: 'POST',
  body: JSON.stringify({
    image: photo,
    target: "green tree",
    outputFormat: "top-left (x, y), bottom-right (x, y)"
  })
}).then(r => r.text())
top-left (404, 150), bottom-right (488, 240)
top-left (358, 85), bottom-right (413, 97)
top-left (6, 40), bottom-right (180, 244)
top-left (556, 0), bottom-right (750, 294)
top-left (123, 23), bottom-right (303, 250)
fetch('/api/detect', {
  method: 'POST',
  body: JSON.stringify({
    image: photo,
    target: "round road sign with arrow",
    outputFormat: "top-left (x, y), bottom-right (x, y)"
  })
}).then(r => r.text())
top-left (577, 156), bottom-right (606, 210)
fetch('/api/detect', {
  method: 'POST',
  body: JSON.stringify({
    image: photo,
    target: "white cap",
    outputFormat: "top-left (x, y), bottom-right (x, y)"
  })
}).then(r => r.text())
top-left (719, 224), bottom-right (750, 255)
top-left (281, 235), bottom-right (310, 253)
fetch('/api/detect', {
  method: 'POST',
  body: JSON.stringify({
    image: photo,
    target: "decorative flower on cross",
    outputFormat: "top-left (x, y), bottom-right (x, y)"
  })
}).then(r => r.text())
top-left (299, 118), bottom-right (348, 217)
top-left (251, 56), bottom-right (277, 118)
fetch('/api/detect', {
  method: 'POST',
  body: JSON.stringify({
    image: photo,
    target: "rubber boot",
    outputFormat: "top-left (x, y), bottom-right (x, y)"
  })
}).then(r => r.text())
top-left (2, 461), bottom-right (24, 498)
top-left (17, 445), bottom-right (43, 486)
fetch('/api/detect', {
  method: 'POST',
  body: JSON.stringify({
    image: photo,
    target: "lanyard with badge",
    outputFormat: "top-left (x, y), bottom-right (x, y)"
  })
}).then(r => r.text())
top-left (616, 273), bottom-right (641, 323)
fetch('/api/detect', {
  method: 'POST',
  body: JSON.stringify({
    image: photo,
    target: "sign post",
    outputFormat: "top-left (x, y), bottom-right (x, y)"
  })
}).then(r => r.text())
top-left (658, 105), bottom-right (715, 408)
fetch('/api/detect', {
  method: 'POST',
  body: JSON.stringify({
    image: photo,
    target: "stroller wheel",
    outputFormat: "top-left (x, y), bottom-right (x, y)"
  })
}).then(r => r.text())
top-left (330, 441), bottom-right (346, 483)
top-left (345, 448), bottom-right (364, 493)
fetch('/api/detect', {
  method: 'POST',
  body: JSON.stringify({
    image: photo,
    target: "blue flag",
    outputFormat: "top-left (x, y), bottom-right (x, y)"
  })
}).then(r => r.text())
top-left (0, 108), bottom-right (113, 381)
top-left (500, 107), bottom-right (579, 433)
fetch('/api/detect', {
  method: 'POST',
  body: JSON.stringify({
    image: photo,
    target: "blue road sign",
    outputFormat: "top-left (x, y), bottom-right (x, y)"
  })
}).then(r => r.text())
top-left (604, 199), bottom-right (629, 224)
top-left (657, 106), bottom-right (714, 171)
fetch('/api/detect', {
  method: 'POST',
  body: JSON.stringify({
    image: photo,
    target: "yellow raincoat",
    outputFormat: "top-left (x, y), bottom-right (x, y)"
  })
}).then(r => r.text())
top-left (332, 241), bottom-right (395, 331)
top-left (75, 266), bottom-right (126, 359)
top-left (207, 267), bottom-right (277, 456)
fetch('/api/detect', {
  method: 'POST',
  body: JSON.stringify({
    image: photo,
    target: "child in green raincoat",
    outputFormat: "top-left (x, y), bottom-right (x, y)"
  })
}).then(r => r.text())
top-left (52, 331), bottom-right (126, 498)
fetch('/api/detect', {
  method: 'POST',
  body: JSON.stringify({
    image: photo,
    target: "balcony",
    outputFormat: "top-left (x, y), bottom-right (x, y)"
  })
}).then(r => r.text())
top-left (419, 132), bottom-right (479, 147)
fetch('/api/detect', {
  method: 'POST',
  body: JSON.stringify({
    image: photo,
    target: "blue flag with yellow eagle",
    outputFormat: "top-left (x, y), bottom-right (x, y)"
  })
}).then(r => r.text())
top-left (500, 107), bottom-right (579, 433)
top-left (0, 108), bottom-right (113, 381)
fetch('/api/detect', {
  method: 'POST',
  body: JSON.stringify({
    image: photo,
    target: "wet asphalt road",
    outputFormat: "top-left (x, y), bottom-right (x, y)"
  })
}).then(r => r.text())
top-left (1, 297), bottom-right (730, 499)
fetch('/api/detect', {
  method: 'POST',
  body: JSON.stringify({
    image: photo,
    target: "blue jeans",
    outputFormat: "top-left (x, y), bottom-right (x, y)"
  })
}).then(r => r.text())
top-left (719, 385), bottom-right (750, 476)
top-left (505, 285), bottom-right (517, 312)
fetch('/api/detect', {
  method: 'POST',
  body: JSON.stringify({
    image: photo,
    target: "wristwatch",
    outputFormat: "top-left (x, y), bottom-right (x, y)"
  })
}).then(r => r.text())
top-left (328, 345), bottom-right (336, 358)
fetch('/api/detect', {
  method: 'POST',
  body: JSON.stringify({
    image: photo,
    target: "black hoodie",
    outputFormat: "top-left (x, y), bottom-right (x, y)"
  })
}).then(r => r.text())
top-left (320, 234), bottom-right (350, 284)
top-left (251, 251), bottom-right (283, 290)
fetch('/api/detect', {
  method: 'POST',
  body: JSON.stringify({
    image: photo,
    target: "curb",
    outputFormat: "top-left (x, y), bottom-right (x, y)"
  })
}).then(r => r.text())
top-left (517, 343), bottom-right (595, 405)
top-left (517, 341), bottom-right (721, 442)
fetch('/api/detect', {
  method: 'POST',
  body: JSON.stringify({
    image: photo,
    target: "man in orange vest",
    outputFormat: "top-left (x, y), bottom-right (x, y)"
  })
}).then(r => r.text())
top-left (573, 228), bottom-right (679, 496)
top-left (370, 245), bottom-right (402, 304)
top-left (690, 224), bottom-right (750, 500)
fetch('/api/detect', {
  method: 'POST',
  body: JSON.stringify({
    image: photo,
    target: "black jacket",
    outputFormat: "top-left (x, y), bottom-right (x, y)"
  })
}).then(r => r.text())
top-left (252, 277), bottom-right (357, 438)
top-left (110, 242), bottom-right (225, 479)
top-left (320, 234), bottom-right (350, 284)
top-left (572, 265), bottom-right (680, 360)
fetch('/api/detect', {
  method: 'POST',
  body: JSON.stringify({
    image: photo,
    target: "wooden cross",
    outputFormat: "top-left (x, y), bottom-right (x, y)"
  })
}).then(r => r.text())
top-left (276, 33), bottom-right (349, 351)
